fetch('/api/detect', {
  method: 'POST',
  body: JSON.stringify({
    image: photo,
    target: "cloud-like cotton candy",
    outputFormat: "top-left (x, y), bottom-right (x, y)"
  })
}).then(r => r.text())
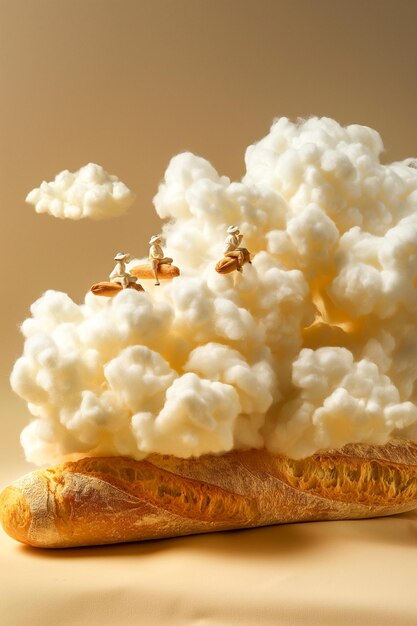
top-left (131, 373), bottom-right (241, 457)
top-left (267, 348), bottom-right (417, 458)
top-left (26, 163), bottom-right (135, 220)
top-left (11, 117), bottom-right (417, 465)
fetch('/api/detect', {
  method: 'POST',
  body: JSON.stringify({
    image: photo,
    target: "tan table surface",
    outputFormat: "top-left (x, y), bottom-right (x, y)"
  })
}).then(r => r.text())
top-left (1, 504), bottom-right (416, 626)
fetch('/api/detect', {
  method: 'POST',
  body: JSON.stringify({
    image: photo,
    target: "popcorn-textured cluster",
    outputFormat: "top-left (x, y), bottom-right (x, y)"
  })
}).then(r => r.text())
top-left (26, 163), bottom-right (135, 220)
top-left (12, 117), bottom-right (417, 464)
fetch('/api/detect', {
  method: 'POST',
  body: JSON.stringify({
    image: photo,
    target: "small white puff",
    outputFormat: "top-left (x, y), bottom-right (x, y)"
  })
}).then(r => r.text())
top-left (26, 163), bottom-right (135, 220)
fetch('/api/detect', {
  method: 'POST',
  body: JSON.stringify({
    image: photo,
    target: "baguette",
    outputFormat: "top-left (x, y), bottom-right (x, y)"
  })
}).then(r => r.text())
top-left (130, 263), bottom-right (180, 280)
top-left (90, 282), bottom-right (144, 297)
top-left (1, 439), bottom-right (417, 549)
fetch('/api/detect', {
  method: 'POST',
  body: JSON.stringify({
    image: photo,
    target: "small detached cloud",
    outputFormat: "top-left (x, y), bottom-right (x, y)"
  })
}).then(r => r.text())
top-left (26, 163), bottom-right (136, 220)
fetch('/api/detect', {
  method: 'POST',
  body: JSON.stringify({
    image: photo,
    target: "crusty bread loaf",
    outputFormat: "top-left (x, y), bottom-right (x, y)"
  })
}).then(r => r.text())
top-left (1, 439), bottom-right (417, 548)
top-left (215, 249), bottom-right (251, 274)
top-left (90, 282), bottom-right (144, 297)
top-left (130, 263), bottom-right (180, 280)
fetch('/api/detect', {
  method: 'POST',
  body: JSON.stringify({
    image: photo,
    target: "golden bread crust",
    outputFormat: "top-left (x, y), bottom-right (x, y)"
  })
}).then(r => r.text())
top-left (130, 263), bottom-right (180, 280)
top-left (1, 440), bottom-right (417, 548)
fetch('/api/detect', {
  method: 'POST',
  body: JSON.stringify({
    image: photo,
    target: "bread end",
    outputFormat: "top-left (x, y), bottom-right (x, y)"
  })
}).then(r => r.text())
top-left (0, 485), bottom-right (32, 546)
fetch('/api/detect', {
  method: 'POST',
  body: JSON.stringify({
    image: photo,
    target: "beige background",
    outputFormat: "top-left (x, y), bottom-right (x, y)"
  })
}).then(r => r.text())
top-left (0, 2), bottom-right (417, 624)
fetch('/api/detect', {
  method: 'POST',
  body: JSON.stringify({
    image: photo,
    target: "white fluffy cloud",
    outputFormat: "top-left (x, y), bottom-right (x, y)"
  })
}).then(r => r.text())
top-left (26, 162), bottom-right (135, 220)
top-left (11, 117), bottom-right (417, 464)
top-left (267, 347), bottom-right (417, 458)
